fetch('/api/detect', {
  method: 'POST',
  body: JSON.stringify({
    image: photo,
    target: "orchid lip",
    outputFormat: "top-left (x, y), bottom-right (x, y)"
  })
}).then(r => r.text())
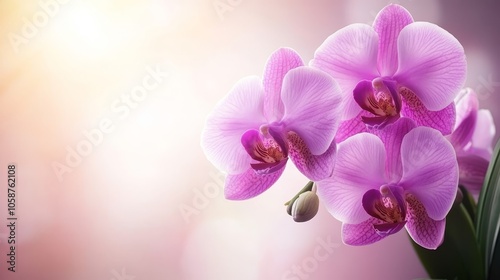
top-left (241, 128), bottom-right (288, 174)
top-left (362, 185), bottom-right (407, 235)
top-left (353, 78), bottom-right (402, 128)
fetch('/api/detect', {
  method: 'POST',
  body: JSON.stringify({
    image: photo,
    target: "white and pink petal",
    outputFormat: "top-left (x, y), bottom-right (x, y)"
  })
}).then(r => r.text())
top-left (310, 24), bottom-right (380, 120)
top-left (394, 22), bottom-right (467, 111)
top-left (281, 67), bottom-right (342, 155)
top-left (262, 48), bottom-right (304, 121)
top-left (373, 4), bottom-right (414, 76)
top-left (201, 76), bottom-right (267, 174)
top-left (317, 133), bottom-right (386, 224)
top-left (400, 127), bottom-right (459, 221)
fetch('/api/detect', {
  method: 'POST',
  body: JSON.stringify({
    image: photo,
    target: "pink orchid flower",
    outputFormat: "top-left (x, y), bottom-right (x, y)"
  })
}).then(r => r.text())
top-left (317, 118), bottom-right (459, 249)
top-left (311, 4), bottom-right (466, 141)
top-left (201, 48), bottom-right (342, 200)
top-left (449, 88), bottom-right (496, 194)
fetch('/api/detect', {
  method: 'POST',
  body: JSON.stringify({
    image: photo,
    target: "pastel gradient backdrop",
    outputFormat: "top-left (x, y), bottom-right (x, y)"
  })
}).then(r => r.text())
top-left (0, 0), bottom-right (499, 279)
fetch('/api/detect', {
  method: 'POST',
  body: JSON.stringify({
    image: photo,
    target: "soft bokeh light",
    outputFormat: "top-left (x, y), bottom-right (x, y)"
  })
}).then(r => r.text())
top-left (0, 0), bottom-right (499, 279)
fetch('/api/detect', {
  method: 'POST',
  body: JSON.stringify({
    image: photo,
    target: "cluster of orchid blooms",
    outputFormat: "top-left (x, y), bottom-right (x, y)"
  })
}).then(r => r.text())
top-left (201, 4), bottom-right (496, 250)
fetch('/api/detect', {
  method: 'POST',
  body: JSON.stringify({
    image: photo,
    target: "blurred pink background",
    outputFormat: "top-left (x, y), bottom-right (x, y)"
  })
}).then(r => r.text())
top-left (0, 0), bottom-right (499, 279)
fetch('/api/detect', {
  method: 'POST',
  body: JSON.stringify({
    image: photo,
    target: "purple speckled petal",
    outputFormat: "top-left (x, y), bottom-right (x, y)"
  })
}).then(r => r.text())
top-left (400, 127), bottom-right (459, 221)
top-left (311, 24), bottom-right (379, 120)
top-left (394, 22), bottom-right (466, 111)
top-left (287, 132), bottom-right (336, 181)
top-left (342, 218), bottom-right (387, 246)
top-left (263, 48), bottom-right (304, 121)
top-left (405, 194), bottom-right (446, 250)
top-left (373, 4), bottom-right (414, 76)
top-left (400, 87), bottom-right (456, 135)
top-left (224, 165), bottom-right (286, 200)
top-left (317, 133), bottom-right (386, 224)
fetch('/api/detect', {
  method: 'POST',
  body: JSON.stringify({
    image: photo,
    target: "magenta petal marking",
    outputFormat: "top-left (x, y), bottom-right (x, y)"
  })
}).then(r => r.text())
top-left (287, 132), bottom-right (336, 181)
top-left (224, 165), bottom-right (286, 200)
top-left (342, 218), bottom-right (387, 246)
top-left (373, 4), bottom-right (414, 76)
top-left (400, 87), bottom-right (456, 135)
top-left (405, 194), bottom-right (445, 250)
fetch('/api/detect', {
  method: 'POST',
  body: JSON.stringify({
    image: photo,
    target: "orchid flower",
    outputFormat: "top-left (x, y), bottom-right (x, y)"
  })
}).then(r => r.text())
top-left (311, 4), bottom-right (466, 142)
top-left (201, 48), bottom-right (342, 200)
top-left (317, 118), bottom-right (459, 249)
top-left (449, 88), bottom-right (496, 194)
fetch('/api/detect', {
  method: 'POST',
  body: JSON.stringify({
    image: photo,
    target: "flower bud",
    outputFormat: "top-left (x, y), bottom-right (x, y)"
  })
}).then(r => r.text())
top-left (291, 191), bottom-right (320, 222)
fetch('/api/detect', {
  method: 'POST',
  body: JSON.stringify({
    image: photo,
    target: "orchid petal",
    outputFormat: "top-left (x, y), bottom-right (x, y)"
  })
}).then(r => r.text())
top-left (287, 132), bottom-right (336, 181)
top-left (342, 218), bottom-right (387, 246)
top-left (311, 24), bottom-right (379, 119)
top-left (373, 4), bottom-right (414, 76)
top-left (201, 77), bottom-right (266, 174)
top-left (450, 88), bottom-right (478, 149)
top-left (458, 155), bottom-right (490, 195)
top-left (317, 133), bottom-right (386, 224)
top-left (263, 48), bottom-right (304, 121)
top-left (405, 194), bottom-right (445, 250)
top-left (353, 80), bottom-right (378, 115)
top-left (395, 22), bottom-right (467, 111)
top-left (400, 87), bottom-right (456, 135)
top-left (454, 88), bottom-right (478, 129)
top-left (334, 111), bottom-right (369, 143)
top-left (224, 165), bottom-right (286, 200)
top-left (400, 127), bottom-right (459, 220)
top-left (470, 109), bottom-right (496, 158)
top-left (369, 117), bottom-right (416, 181)
top-left (281, 67), bottom-right (342, 155)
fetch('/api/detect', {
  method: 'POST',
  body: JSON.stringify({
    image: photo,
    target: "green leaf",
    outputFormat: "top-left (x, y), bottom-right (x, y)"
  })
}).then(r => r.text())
top-left (489, 234), bottom-right (500, 280)
top-left (412, 203), bottom-right (484, 280)
top-left (476, 139), bottom-right (500, 278)
top-left (459, 185), bottom-right (477, 224)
